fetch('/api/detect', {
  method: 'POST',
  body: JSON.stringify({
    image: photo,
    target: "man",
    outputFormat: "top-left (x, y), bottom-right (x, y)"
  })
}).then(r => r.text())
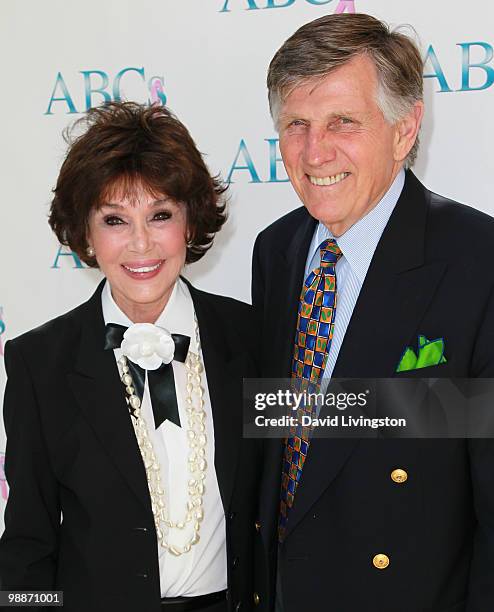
top-left (252, 13), bottom-right (494, 612)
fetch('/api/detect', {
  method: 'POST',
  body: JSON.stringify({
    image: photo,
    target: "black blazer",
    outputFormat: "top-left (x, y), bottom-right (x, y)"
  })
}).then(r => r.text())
top-left (0, 279), bottom-right (261, 612)
top-left (252, 171), bottom-right (494, 612)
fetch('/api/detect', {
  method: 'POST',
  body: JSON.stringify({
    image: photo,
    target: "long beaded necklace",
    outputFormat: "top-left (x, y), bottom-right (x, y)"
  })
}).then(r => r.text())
top-left (117, 319), bottom-right (207, 556)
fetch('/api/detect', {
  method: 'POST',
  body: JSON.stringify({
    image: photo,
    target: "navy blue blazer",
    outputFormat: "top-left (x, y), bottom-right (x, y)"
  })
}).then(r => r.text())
top-left (252, 171), bottom-right (494, 612)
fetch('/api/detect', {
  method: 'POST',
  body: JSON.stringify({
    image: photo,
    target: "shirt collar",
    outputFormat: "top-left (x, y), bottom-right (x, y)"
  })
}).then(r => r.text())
top-left (308, 169), bottom-right (405, 284)
top-left (101, 277), bottom-right (197, 351)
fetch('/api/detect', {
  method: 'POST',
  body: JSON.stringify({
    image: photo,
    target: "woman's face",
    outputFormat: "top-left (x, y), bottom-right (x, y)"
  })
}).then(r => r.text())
top-left (87, 182), bottom-right (187, 323)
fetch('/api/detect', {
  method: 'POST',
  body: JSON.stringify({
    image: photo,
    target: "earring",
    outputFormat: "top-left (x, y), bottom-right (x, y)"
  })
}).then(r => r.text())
top-left (86, 246), bottom-right (95, 257)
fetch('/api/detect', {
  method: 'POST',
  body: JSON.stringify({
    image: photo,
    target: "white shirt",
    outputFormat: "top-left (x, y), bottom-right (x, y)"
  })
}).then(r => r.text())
top-left (102, 279), bottom-right (227, 597)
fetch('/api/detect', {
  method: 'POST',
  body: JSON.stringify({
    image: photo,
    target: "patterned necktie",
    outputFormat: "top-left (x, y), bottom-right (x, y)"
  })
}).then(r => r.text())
top-left (279, 238), bottom-right (342, 541)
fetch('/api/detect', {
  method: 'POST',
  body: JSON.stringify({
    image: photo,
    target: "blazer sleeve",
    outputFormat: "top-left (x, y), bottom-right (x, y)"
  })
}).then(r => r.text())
top-left (467, 282), bottom-right (494, 608)
top-left (251, 233), bottom-right (266, 315)
top-left (0, 340), bottom-right (60, 590)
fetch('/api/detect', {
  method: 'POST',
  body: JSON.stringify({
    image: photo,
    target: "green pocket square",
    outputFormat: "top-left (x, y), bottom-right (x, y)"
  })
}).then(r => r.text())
top-left (396, 335), bottom-right (447, 373)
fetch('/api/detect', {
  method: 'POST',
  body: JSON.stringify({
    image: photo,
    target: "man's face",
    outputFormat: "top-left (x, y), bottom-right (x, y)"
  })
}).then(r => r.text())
top-left (278, 54), bottom-right (418, 236)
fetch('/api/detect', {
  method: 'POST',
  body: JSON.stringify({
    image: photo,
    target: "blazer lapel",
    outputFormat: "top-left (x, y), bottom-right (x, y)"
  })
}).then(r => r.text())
top-left (187, 283), bottom-right (242, 515)
top-left (66, 282), bottom-right (152, 513)
top-left (268, 212), bottom-right (316, 377)
top-left (333, 171), bottom-right (447, 378)
top-left (284, 172), bottom-right (448, 537)
top-left (259, 212), bottom-right (315, 546)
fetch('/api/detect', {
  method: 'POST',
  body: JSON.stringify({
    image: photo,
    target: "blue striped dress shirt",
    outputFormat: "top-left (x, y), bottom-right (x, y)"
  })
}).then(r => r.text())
top-left (304, 169), bottom-right (405, 385)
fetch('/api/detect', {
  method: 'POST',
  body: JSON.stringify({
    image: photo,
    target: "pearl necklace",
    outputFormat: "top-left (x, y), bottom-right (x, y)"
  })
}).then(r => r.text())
top-left (117, 319), bottom-right (206, 556)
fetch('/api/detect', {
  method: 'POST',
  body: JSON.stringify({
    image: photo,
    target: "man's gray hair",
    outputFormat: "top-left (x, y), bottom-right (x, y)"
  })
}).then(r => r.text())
top-left (267, 13), bottom-right (424, 167)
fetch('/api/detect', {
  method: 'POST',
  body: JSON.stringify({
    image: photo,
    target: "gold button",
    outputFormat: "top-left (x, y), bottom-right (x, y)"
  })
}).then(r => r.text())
top-left (373, 554), bottom-right (390, 569)
top-left (391, 468), bottom-right (408, 484)
top-left (255, 521), bottom-right (261, 532)
top-left (253, 592), bottom-right (260, 605)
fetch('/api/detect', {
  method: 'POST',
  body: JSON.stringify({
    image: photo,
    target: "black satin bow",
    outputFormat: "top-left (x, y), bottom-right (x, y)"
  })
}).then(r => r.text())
top-left (104, 323), bottom-right (190, 429)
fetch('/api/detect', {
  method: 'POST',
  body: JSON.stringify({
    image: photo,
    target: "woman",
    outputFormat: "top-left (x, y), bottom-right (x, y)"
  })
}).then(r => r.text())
top-left (0, 102), bottom-right (262, 612)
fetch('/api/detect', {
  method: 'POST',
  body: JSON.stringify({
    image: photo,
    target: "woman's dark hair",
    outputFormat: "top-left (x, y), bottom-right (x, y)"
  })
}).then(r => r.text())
top-left (49, 101), bottom-right (227, 265)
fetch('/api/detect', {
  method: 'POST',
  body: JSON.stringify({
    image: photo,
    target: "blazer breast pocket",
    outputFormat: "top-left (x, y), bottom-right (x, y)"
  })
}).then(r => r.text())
top-left (395, 360), bottom-right (449, 378)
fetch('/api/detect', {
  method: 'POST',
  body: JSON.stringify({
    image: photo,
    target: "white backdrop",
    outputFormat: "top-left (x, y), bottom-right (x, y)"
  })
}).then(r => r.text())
top-left (0, 0), bottom-right (493, 523)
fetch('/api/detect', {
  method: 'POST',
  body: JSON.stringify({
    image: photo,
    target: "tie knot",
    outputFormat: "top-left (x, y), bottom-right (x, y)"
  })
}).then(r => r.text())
top-left (319, 238), bottom-right (342, 268)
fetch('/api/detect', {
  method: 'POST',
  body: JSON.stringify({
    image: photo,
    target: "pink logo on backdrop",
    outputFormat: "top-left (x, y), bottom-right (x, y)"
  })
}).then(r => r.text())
top-left (335, 0), bottom-right (355, 13)
top-left (0, 307), bottom-right (5, 356)
top-left (150, 79), bottom-right (166, 104)
top-left (0, 453), bottom-right (7, 501)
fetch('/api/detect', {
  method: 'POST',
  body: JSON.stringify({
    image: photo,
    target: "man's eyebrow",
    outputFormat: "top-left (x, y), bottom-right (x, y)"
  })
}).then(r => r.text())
top-left (279, 110), bottom-right (361, 123)
top-left (325, 110), bottom-right (363, 118)
top-left (278, 112), bottom-right (307, 124)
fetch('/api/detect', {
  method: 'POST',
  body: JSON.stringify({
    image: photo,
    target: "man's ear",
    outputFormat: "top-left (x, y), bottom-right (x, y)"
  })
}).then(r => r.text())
top-left (393, 100), bottom-right (424, 162)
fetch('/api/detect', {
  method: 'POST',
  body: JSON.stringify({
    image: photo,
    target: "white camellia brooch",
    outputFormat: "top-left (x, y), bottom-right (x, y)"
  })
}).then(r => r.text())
top-left (120, 323), bottom-right (175, 370)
